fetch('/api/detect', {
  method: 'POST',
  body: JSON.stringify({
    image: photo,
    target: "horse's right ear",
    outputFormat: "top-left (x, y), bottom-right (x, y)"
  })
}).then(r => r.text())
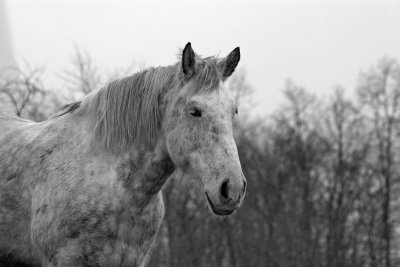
top-left (182, 42), bottom-right (196, 79)
top-left (219, 47), bottom-right (240, 80)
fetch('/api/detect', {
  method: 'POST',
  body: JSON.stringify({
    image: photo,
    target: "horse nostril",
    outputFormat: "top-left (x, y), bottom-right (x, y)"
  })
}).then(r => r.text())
top-left (243, 179), bottom-right (247, 194)
top-left (219, 180), bottom-right (230, 201)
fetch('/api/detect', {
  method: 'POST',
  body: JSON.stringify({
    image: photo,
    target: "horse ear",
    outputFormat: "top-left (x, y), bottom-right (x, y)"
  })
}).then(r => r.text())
top-left (182, 42), bottom-right (196, 79)
top-left (220, 47), bottom-right (240, 80)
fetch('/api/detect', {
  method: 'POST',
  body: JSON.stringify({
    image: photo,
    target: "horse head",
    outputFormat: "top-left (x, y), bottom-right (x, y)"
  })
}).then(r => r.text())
top-left (163, 43), bottom-right (247, 216)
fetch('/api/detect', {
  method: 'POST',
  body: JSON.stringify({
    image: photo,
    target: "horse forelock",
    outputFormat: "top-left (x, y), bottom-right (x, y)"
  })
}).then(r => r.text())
top-left (78, 54), bottom-right (222, 153)
top-left (177, 52), bottom-right (222, 93)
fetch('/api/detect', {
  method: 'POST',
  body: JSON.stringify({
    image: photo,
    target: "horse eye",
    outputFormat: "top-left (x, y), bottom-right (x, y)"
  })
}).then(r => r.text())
top-left (190, 108), bottom-right (202, 117)
top-left (235, 108), bottom-right (238, 114)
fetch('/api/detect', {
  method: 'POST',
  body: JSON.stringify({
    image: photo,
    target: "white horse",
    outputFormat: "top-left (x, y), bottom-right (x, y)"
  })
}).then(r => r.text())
top-left (0, 43), bottom-right (246, 266)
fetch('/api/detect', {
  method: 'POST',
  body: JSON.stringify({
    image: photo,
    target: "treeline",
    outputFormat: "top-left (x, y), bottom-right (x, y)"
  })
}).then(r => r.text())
top-left (1, 53), bottom-right (399, 267)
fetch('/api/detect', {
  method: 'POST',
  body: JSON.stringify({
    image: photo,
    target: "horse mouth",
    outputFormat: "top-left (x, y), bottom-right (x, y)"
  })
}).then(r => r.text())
top-left (205, 193), bottom-right (234, 216)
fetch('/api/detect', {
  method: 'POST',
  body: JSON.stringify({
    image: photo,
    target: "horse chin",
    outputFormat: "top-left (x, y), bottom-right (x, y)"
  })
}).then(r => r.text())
top-left (205, 192), bottom-right (235, 216)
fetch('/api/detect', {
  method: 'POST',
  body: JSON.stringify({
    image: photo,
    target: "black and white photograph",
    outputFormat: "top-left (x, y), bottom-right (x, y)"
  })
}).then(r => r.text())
top-left (1, 0), bottom-right (400, 266)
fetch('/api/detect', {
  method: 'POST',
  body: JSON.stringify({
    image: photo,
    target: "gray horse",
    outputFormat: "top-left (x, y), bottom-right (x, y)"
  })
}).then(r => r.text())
top-left (0, 43), bottom-right (246, 267)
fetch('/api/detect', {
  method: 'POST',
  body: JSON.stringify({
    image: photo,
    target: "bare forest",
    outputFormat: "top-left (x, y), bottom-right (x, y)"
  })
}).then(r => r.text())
top-left (1, 51), bottom-right (400, 267)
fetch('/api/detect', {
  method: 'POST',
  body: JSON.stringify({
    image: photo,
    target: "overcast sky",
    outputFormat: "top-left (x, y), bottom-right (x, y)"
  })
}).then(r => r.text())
top-left (4, 0), bottom-right (400, 116)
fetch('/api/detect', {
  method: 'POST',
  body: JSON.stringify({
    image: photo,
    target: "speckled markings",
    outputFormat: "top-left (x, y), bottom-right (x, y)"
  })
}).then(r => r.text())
top-left (0, 43), bottom-right (246, 267)
top-left (0, 114), bottom-right (175, 267)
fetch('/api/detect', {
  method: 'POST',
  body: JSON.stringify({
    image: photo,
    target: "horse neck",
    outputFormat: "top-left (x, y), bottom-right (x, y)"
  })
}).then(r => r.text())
top-left (113, 87), bottom-right (176, 204)
top-left (115, 140), bottom-right (175, 207)
top-left (67, 70), bottom-right (178, 201)
top-left (56, 111), bottom-right (175, 204)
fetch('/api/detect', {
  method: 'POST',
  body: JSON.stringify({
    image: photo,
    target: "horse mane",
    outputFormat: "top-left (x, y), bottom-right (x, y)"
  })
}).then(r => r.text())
top-left (76, 54), bottom-right (222, 153)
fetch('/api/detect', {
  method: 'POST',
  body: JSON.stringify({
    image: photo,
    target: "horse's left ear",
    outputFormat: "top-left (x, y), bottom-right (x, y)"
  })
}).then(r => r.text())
top-left (182, 42), bottom-right (196, 79)
top-left (219, 47), bottom-right (240, 80)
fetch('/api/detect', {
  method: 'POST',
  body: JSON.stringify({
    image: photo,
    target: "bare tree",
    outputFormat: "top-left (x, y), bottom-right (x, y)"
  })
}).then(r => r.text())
top-left (59, 48), bottom-right (103, 96)
top-left (322, 88), bottom-right (372, 267)
top-left (357, 57), bottom-right (400, 267)
top-left (0, 65), bottom-right (47, 120)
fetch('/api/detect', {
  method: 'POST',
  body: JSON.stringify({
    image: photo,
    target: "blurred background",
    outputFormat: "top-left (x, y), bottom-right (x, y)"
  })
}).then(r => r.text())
top-left (1, 0), bottom-right (400, 266)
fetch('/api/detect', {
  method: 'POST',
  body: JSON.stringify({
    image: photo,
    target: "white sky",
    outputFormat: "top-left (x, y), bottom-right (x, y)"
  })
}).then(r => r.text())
top-left (5, 0), bottom-right (400, 116)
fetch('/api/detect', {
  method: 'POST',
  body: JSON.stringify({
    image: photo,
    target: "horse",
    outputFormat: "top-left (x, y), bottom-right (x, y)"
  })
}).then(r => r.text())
top-left (0, 42), bottom-right (247, 267)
